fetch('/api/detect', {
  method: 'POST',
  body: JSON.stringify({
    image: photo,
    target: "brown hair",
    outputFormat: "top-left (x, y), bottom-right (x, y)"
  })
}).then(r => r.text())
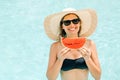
top-left (59, 13), bottom-right (82, 38)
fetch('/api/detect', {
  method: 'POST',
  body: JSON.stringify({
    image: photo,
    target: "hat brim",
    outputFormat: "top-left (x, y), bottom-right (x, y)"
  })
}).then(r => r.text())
top-left (44, 9), bottom-right (97, 40)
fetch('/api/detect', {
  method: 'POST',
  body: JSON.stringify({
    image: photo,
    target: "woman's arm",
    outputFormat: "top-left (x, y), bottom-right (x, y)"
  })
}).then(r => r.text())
top-left (46, 42), bottom-right (63, 80)
top-left (85, 40), bottom-right (101, 80)
top-left (46, 42), bottom-right (70, 80)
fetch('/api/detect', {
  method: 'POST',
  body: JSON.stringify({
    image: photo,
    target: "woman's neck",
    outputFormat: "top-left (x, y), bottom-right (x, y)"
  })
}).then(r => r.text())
top-left (67, 35), bottom-right (78, 38)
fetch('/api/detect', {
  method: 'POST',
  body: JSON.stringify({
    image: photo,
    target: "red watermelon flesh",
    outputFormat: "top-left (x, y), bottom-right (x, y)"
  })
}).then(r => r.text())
top-left (61, 37), bottom-right (86, 49)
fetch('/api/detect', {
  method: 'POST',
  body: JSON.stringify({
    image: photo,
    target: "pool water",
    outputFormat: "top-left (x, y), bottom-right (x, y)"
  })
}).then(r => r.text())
top-left (0, 0), bottom-right (120, 80)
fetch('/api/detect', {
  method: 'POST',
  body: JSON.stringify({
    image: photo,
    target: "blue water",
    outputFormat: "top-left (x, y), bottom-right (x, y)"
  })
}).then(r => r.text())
top-left (0, 0), bottom-right (120, 80)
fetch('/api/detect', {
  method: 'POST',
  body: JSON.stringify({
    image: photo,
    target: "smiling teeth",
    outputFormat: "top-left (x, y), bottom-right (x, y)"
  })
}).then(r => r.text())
top-left (69, 28), bottom-right (75, 30)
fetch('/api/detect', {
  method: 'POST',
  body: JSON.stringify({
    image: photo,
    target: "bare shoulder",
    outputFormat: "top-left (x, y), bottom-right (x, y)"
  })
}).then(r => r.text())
top-left (48, 41), bottom-right (60, 61)
top-left (47, 41), bottom-right (61, 71)
top-left (86, 38), bottom-right (96, 47)
top-left (51, 41), bottom-right (60, 49)
top-left (50, 41), bottom-right (61, 54)
top-left (86, 38), bottom-right (99, 58)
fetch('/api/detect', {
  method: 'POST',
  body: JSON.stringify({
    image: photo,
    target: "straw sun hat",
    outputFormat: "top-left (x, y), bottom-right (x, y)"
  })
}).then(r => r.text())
top-left (44, 8), bottom-right (97, 41)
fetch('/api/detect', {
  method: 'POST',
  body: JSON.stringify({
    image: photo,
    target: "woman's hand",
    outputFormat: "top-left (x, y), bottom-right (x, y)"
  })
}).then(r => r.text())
top-left (78, 47), bottom-right (91, 61)
top-left (57, 47), bottom-right (70, 61)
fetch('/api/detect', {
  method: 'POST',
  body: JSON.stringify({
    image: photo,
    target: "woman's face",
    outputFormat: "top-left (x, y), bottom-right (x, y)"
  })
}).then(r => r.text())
top-left (62, 14), bottom-right (81, 37)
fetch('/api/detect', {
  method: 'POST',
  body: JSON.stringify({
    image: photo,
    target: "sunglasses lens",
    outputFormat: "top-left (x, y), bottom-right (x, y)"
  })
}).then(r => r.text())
top-left (72, 19), bottom-right (80, 24)
top-left (63, 20), bottom-right (71, 26)
top-left (62, 18), bottom-right (80, 26)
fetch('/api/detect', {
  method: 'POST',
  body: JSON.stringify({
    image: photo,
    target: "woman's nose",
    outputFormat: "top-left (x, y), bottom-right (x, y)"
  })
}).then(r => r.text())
top-left (69, 22), bottom-right (75, 27)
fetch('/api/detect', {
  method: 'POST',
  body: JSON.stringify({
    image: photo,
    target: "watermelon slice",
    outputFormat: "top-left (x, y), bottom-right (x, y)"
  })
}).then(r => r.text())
top-left (61, 37), bottom-right (86, 49)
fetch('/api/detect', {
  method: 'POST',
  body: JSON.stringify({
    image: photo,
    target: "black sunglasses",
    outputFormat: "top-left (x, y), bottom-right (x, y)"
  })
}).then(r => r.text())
top-left (62, 18), bottom-right (80, 26)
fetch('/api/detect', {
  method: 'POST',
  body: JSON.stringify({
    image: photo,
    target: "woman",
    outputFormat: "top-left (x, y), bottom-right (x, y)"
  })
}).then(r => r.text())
top-left (44, 8), bottom-right (101, 80)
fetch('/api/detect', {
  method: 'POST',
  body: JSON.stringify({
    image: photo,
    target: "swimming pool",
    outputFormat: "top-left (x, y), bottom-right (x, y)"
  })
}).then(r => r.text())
top-left (0, 0), bottom-right (120, 80)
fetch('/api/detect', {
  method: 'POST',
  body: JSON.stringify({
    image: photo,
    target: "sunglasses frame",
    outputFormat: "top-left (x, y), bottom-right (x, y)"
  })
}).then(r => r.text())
top-left (62, 18), bottom-right (80, 26)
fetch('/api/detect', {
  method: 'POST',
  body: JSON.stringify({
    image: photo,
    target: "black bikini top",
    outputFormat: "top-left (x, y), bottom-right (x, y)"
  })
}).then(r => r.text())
top-left (61, 57), bottom-right (88, 71)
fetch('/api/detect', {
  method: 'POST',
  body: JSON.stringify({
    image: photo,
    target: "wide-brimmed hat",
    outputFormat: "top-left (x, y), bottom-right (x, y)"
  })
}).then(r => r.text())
top-left (44, 8), bottom-right (97, 41)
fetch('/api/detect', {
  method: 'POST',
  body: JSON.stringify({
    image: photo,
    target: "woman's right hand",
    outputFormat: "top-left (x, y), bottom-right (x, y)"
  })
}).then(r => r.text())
top-left (57, 47), bottom-right (70, 61)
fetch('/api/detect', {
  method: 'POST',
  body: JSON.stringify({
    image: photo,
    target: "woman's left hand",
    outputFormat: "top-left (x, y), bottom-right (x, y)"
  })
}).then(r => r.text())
top-left (78, 47), bottom-right (91, 61)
